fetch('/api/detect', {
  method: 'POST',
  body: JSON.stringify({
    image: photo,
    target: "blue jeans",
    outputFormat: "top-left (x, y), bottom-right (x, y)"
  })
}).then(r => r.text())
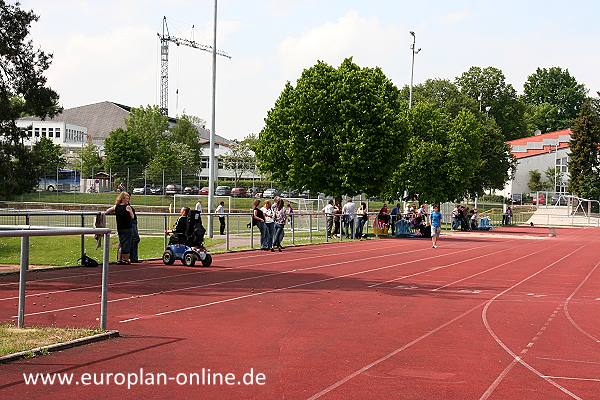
top-left (355, 217), bottom-right (366, 238)
top-left (273, 223), bottom-right (285, 247)
top-left (130, 220), bottom-right (140, 261)
top-left (117, 228), bottom-right (132, 256)
top-left (261, 223), bottom-right (274, 249)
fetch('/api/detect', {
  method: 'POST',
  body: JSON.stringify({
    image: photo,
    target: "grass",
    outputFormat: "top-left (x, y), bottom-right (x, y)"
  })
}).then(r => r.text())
top-left (0, 323), bottom-right (101, 357)
top-left (0, 235), bottom-right (224, 267)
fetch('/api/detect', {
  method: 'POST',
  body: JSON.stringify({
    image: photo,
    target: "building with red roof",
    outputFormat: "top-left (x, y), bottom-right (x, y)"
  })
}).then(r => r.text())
top-left (501, 129), bottom-right (571, 198)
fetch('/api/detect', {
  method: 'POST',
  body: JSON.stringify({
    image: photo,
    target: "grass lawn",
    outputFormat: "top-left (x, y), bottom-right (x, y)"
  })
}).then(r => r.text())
top-left (0, 235), bottom-right (224, 267)
top-left (0, 324), bottom-right (101, 357)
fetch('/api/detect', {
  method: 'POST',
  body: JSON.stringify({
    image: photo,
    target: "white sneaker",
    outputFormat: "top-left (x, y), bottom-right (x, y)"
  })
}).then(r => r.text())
top-left (433, 244), bottom-right (438, 248)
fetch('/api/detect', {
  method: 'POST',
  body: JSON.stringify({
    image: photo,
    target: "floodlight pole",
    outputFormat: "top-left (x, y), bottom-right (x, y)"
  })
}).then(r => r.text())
top-left (208, 0), bottom-right (218, 238)
top-left (408, 31), bottom-right (420, 109)
top-left (554, 143), bottom-right (559, 193)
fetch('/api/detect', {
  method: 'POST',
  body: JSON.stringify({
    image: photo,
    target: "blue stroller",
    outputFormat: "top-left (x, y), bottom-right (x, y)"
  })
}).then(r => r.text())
top-left (163, 210), bottom-right (212, 267)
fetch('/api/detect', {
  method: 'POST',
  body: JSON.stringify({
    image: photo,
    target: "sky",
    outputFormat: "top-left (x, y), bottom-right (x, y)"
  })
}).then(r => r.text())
top-left (18, 0), bottom-right (600, 140)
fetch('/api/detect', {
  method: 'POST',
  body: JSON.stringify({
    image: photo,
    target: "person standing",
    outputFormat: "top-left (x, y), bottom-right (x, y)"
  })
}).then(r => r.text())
top-left (430, 204), bottom-right (442, 248)
top-left (261, 200), bottom-right (275, 251)
top-left (252, 199), bottom-right (265, 247)
top-left (272, 198), bottom-right (288, 251)
top-left (356, 201), bottom-right (368, 239)
top-left (390, 203), bottom-right (401, 235)
top-left (129, 199), bottom-right (141, 263)
top-left (105, 192), bottom-right (134, 264)
top-left (215, 201), bottom-right (226, 235)
top-left (321, 199), bottom-right (335, 239)
top-left (194, 200), bottom-right (202, 212)
top-left (342, 198), bottom-right (356, 239)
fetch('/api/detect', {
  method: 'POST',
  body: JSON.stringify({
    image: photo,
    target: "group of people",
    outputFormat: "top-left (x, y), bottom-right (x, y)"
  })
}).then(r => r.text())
top-left (451, 205), bottom-right (479, 231)
top-left (321, 198), bottom-right (369, 240)
top-left (252, 198), bottom-right (293, 251)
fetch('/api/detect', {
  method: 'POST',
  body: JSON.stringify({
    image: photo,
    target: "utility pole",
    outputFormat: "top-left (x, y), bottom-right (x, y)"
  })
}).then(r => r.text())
top-left (157, 16), bottom-right (231, 116)
top-left (408, 31), bottom-right (421, 109)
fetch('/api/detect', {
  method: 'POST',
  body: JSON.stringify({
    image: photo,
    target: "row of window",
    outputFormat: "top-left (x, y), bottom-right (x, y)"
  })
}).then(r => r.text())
top-left (19, 126), bottom-right (85, 142)
top-left (199, 159), bottom-right (256, 170)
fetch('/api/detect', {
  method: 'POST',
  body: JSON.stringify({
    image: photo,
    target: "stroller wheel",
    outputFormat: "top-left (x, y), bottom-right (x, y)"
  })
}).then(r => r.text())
top-left (183, 252), bottom-right (197, 267)
top-left (162, 249), bottom-right (175, 265)
top-left (201, 253), bottom-right (212, 268)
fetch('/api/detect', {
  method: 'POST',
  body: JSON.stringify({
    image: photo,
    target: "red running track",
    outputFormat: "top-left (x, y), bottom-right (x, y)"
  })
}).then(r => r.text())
top-left (0, 227), bottom-right (599, 399)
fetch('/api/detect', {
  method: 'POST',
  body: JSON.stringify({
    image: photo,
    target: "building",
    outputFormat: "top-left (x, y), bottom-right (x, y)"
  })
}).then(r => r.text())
top-left (500, 129), bottom-right (571, 198)
top-left (18, 101), bottom-right (260, 181)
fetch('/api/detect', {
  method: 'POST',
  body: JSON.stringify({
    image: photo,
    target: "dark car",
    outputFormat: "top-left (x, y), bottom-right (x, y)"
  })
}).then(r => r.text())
top-left (231, 187), bottom-right (248, 197)
top-left (215, 185), bottom-right (232, 196)
top-left (183, 186), bottom-right (199, 195)
top-left (150, 186), bottom-right (164, 195)
top-left (199, 186), bottom-right (210, 196)
top-left (132, 184), bottom-right (152, 195)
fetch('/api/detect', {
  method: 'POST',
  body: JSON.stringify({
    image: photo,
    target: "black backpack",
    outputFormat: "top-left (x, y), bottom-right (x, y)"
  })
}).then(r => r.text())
top-left (79, 254), bottom-right (99, 268)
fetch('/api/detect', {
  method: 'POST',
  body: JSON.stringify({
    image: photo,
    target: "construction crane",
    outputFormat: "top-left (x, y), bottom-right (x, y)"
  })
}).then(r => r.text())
top-left (157, 16), bottom-right (231, 116)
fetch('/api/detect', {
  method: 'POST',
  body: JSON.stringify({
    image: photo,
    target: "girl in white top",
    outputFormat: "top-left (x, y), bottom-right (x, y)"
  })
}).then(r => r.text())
top-left (260, 200), bottom-right (275, 250)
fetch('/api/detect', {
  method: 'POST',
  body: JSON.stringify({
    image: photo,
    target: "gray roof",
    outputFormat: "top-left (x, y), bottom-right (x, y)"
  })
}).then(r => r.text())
top-left (19, 101), bottom-right (233, 146)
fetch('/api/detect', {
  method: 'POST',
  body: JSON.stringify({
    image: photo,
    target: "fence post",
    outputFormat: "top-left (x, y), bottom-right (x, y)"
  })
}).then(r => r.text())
top-left (325, 214), bottom-right (329, 243)
top-left (17, 236), bottom-right (29, 328)
top-left (226, 214), bottom-right (230, 251)
top-left (80, 214), bottom-right (85, 263)
top-left (250, 215), bottom-right (254, 249)
top-left (309, 212), bottom-right (313, 243)
top-left (163, 215), bottom-right (168, 249)
top-left (100, 232), bottom-right (110, 331)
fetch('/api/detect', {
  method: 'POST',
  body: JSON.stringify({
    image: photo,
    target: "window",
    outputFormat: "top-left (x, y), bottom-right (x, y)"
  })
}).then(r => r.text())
top-left (27, 127), bottom-right (33, 137)
top-left (35, 128), bottom-right (40, 137)
top-left (41, 128), bottom-right (46, 137)
top-left (55, 128), bottom-right (60, 138)
top-left (49, 128), bottom-right (54, 138)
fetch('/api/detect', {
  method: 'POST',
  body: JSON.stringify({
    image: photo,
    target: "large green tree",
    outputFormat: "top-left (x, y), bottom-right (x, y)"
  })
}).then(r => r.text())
top-left (103, 128), bottom-right (148, 170)
top-left (124, 105), bottom-right (169, 163)
top-left (568, 100), bottom-right (600, 196)
top-left (78, 143), bottom-right (103, 178)
top-left (31, 137), bottom-right (65, 176)
top-left (169, 113), bottom-right (203, 167)
top-left (523, 67), bottom-right (587, 131)
top-left (0, 1), bottom-right (61, 196)
top-left (146, 141), bottom-right (194, 181)
top-left (257, 58), bottom-right (406, 197)
top-left (455, 66), bottom-right (526, 140)
top-left (400, 79), bottom-right (478, 117)
top-left (221, 140), bottom-right (255, 186)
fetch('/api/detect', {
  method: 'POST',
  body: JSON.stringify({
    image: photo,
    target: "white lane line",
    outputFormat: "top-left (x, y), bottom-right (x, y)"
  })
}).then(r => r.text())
top-left (479, 245), bottom-right (587, 400)
top-left (368, 243), bottom-right (503, 288)
top-left (0, 241), bottom-right (401, 302)
top-left (121, 243), bottom-right (493, 322)
top-left (542, 376), bottom-right (600, 382)
top-left (537, 356), bottom-right (600, 365)
top-left (432, 247), bottom-right (548, 292)
top-left (563, 260), bottom-right (600, 343)
top-left (0, 239), bottom-right (376, 287)
top-left (306, 301), bottom-right (487, 400)
top-left (17, 242), bottom-right (447, 318)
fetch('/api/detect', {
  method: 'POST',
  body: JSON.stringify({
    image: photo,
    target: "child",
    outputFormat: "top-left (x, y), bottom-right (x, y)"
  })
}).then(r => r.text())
top-left (430, 204), bottom-right (442, 248)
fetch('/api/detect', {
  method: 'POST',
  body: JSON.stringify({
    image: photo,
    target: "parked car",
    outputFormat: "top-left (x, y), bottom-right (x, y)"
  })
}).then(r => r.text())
top-left (199, 186), bottom-right (210, 196)
top-left (280, 190), bottom-right (298, 198)
top-left (262, 188), bottom-right (279, 198)
top-left (531, 193), bottom-right (545, 205)
top-left (132, 184), bottom-right (152, 195)
top-left (150, 186), bottom-right (164, 195)
top-left (183, 186), bottom-right (199, 195)
top-left (249, 187), bottom-right (262, 198)
top-left (165, 184), bottom-right (183, 195)
top-left (231, 187), bottom-right (248, 197)
top-left (215, 185), bottom-right (232, 196)
top-left (299, 190), bottom-right (311, 199)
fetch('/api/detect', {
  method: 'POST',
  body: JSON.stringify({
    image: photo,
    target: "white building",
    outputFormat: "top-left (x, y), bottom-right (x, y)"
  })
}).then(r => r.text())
top-left (16, 120), bottom-right (87, 149)
top-left (500, 129), bottom-right (571, 197)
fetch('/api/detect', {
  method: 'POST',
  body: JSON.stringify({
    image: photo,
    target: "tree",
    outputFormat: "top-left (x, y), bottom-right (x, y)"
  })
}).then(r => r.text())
top-left (568, 100), bottom-right (600, 196)
top-left (221, 141), bottom-right (256, 186)
top-left (257, 58), bottom-right (406, 197)
top-left (124, 105), bottom-right (169, 164)
top-left (170, 113), bottom-right (203, 167)
top-left (103, 128), bottom-right (148, 170)
top-left (146, 141), bottom-right (194, 181)
top-left (543, 166), bottom-right (564, 192)
top-left (455, 66), bottom-right (526, 140)
top-left (524, 103), bottom-right (562, 133)
top-left (31, 137), bottom-right (65, 176)
top-left (523, 67), bottom-right (587, 130)
top-left (79, 143), bottom-right (103, 178)
top-left (0, 1), bottom-right (61, 196)
top-left (399, 79), bottom-right (478, 117)
top-left (528, 170), bottom-right (545, 192)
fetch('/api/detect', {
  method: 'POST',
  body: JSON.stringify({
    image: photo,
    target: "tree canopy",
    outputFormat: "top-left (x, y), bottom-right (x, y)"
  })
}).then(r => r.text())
top-left (256, 58), bottom-right (406, 197)
top-left (455, 66), bottom-right (526, 140)
top-left (524, 67), bottom-right (587, 131)
top-left (400, 79), bottom-right (478, 117)
top-left (0, 1), bottom-right (61, 196)
top-left (568, 100), bottom-right (600, 197)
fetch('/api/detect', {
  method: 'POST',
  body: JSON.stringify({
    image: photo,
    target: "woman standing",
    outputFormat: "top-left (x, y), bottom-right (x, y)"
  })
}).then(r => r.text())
top-left (252, 199), bottom-right (266, 249)
top-left (355, 202), bottom-right (368, 239)
top-left (272, 198), bottom-right (287, 252)
top-left (129, 199), bottom-right (141, 263)
top-left (106, 192), bottom-right (134, 264)
top-left (261, 200), bottom-right (275, 251)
